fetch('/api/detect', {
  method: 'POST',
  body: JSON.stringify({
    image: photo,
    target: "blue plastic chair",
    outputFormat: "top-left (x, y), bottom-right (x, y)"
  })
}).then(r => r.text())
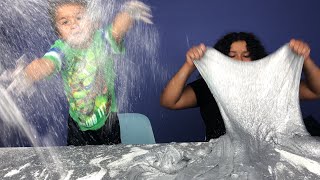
top-left (118, 113), bottom-right (156, 144)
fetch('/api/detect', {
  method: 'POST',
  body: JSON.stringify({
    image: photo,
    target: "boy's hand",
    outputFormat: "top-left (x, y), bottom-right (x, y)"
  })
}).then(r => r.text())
top-left (7, 69), bottom-right (34, 96)
top-left (121, 1), bottom-right (153, 24)
top-left (0, 55), bottom-right (35, 96)
top-left (0, 56), bottom-right (26, 84)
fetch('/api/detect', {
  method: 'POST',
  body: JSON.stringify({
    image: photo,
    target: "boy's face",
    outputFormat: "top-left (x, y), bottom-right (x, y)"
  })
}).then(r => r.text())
top-left (55, 3), bottom-right (95, 48)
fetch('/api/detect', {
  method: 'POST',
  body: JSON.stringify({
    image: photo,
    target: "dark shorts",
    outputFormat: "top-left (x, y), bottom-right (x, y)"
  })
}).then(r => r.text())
top-left (67, 113), bottom-right (121, 146)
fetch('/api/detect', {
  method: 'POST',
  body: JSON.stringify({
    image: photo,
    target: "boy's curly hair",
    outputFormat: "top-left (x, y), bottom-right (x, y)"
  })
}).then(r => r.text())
top-left (48, 0), bottom-right (88, 35)
top-left (213, 32), bottom-right (268, 60)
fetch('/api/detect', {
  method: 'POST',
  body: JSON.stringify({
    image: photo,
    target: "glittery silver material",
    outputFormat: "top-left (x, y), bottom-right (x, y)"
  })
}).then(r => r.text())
top-left (192, 44), bottom-right (320, 179)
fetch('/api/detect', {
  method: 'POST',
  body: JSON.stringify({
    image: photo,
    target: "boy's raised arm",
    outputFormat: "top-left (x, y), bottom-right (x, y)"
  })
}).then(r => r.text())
top-left (111, 1), bottom-right (152, 44)
top-left (24, 58), bottom-right (56, 82)
top-left (6, 58), bottom-right (56, 94)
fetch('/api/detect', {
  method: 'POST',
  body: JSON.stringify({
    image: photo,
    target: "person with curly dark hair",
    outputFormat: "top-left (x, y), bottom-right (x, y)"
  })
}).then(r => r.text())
top-left (160, 32), bottom-right (320, 141)
top-left (213, 32), bottom-right (268, 60)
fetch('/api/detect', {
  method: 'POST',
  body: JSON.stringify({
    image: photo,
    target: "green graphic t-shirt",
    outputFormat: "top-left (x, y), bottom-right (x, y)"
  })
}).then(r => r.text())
top-left (43, 26), bottom-right (124, 131)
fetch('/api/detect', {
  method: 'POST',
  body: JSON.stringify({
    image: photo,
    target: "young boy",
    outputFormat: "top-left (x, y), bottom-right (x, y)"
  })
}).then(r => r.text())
top-left (7, 0), bottom-right (152, 146)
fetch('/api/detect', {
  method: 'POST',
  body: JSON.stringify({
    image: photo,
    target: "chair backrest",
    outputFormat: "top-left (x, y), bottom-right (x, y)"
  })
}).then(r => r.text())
top-left (118, 113), bottom-right (156, 144)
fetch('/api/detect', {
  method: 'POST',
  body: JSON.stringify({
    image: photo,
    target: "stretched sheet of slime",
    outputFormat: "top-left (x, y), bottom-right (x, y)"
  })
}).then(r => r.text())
top-left (191, 44), bottom-right (320, 179)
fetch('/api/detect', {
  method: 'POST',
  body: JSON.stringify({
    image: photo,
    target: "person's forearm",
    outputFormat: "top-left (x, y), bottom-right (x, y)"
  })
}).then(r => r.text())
top-left (160, 62), bottom-right (195, 107)
top-left (111, 12), bottom-right (133, 44)
top-left (24, 58), bottom-right (55, 82)
top-left (303, 57), bottom-right (320, 95)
